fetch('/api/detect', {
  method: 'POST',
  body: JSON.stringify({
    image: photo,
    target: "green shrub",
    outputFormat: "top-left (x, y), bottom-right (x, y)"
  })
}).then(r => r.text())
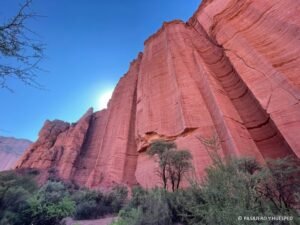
top-left (176, 157), bottom-right (300, 225)
top-left (73, 185), bottom-right (128, 220)
top-left (73, 189), bottom-right (108, 219)
top-left (128, 186), bottom-right (148, 208)
top-left (258, 156), bottom-right (300, 211)
top-left (0, 171), bottom-right (38, 225)
top-left (0, 172), bottom-right (128, 224)
top-left (119, 188), bottom-right (173, 225)
top-left (107, 185), bottom-right (128, 212)
top-left (74, 200), bottom-right (99, 219)
top-left (139, 189), bottom-right (172, 225)
top-left (26, 181), bottom-right (75, 225)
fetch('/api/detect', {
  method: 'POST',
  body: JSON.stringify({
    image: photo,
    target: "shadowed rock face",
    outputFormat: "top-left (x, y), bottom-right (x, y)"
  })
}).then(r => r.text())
top-left (16, 0), bottom-right (300, 188)
top-left (0, 136), bottom-right (32, 171)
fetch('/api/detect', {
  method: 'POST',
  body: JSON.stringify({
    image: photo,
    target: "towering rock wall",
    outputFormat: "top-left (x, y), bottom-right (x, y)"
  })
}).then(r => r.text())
top-left (16, 0), bottom-right (300, 188)
top-left (194, 0), bottom-right (300, 159)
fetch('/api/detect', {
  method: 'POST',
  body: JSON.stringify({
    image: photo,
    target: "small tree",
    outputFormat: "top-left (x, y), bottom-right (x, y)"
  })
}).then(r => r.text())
top-left (168, 150), bottom-right (192, 191)
top-left (148, 140), bottom-right (176, 190)
top-left (256, 156), bottom-right (300, 211)
top-left (147, 140), bottom-right (192, 191)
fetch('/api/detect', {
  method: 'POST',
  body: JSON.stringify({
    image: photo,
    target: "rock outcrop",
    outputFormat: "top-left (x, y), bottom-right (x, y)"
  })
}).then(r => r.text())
top-left (0, 136), bottom-right (32, 171)
top-left (16, 0), bottom-right (300, 188)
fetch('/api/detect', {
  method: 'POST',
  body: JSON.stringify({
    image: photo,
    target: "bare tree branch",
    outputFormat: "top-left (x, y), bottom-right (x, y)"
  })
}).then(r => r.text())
top-left (0, 0), bottom-right (44, 91)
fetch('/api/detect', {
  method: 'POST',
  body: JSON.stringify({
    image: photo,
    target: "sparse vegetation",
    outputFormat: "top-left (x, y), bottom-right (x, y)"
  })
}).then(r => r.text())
top-left (0, 171), bottom-right (128, 225)
top-left (112, 156), bottom-right (300, 225)
top-left (1, 138), bottom-right (299, 225)
top-left (112, 136), bottom-right (300, 225)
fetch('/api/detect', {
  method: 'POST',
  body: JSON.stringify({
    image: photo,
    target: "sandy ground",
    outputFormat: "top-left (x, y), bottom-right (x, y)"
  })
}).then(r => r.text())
top-left (64, 217), bottom-right (117, 225)
top-left (64, 217), bottom-right (183, 225)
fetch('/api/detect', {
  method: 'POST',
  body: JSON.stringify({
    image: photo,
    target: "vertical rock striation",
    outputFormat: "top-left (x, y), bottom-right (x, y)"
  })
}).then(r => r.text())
top-left (16, 0), bottom-right (300, 188)
top-left (71, 54), bottom-right (141, 188)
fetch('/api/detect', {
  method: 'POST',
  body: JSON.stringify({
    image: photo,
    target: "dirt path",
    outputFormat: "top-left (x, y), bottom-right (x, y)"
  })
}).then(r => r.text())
top-left (64, 217), bottom-right (117, 225)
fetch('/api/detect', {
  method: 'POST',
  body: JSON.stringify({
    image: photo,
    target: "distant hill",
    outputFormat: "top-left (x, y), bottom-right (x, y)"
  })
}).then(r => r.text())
top-left (0, 136), bottom-right (32, 171)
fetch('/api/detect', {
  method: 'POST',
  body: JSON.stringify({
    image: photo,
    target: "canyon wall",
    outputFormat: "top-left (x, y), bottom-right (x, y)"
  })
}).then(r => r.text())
top-left (16, 0), bottom-right (300, 188)
top-left (0, 136), bottom-right (31, 171)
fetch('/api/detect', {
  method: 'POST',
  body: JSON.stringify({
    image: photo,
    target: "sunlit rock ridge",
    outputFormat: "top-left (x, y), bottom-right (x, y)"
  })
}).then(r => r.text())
top-left (16, 0), bottom-right (300, 188)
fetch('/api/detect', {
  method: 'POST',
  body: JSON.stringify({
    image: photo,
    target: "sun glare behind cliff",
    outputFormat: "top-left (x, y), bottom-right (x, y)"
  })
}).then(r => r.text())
top-left (97, 89), bottom-right (114, 110)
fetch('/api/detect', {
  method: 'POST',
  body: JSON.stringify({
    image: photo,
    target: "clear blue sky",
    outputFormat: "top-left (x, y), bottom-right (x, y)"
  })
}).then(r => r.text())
top-left (0, 0), bottom-right (201, 141)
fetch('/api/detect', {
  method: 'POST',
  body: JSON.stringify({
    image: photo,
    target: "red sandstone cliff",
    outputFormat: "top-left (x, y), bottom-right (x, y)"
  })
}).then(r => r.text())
top-left (0, 136), bottom-right (31, 171)
top-left (16, 0), bottom-right (300, 188)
